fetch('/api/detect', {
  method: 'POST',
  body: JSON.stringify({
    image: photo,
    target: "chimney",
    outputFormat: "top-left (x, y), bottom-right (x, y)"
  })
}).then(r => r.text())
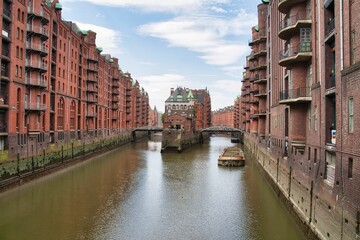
top-left (171, 88), bottom-right (174, 95)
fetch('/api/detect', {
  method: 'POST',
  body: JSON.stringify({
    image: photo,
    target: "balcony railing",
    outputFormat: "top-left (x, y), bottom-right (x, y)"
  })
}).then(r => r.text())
top-left (86, 112), bottom-right (97, 117)
top-left (279, 42), bottom-right (312, 65)
top-left (280, 11), bottom-right (311, 32)
top-left (280, 87), bottom-right (311, 103)
top-left (26, 42), bottom-right (48, 54)
top-left (26, 25), bottom-right (49, 38)
top-left (0, 123), bottom-right (7, 133)
top-left (3, 7), bottom-right (11, 20)
top-left (24, 77), bottom-right (47, 87)
top-left (2, 46), bottom-right (10, 58)
top-left (0, 95), bottom-right (8, 108)
top-left (27, 6), bottom-right (50, 22)
top-left (24, 102), bottom-right (46, 111)
top-left (325, 18), bottom-right (335, 39)
top-left (25, 60), bottom-right (47, 71)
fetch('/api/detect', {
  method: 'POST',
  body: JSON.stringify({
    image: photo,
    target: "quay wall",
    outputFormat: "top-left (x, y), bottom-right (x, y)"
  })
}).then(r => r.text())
top-left (0, 130), bottom-right (147, 191)
top-left (244, 133), bottom-right (357, 240)
top-left (161, 130), bottom-right (209, 152)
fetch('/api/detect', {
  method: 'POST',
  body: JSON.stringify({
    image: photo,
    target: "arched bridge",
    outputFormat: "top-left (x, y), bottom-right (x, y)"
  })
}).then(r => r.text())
top-left (132, 126), bottom-right (163, 132)
top-left (201, 126), bottom-right (243, 133)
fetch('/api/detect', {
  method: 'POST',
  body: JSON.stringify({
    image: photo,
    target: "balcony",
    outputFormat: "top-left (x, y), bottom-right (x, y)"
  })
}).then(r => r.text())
top-left (278, 0), bottom-right (308, 14)
top-left (87, 65), bottom-right (98, 72)
top-left (25, 60), bottom-right (48, 72)
top-left (279, 42), bottom-right (312, 67)
top-left (3, 7), bottom-right (12, 22)
top-left (112, 90), bottom-right (120, 95)
top-left (86, 76), bottom-right (98, 83)
top-left (279, 87), bottom-right (311, 104)
top-left (26, 42), bottom-right (48, 56)
top-left (279, 11), bottom-right (312, 40)
top-left (112, 104), bottom-right (119, 110)
top-left (253, 47), bottom-right (267, 58)
top-left (1, 46), bottom-right (10, 62)
top-left (24, 102), bottom-right (46, 111)
top-left (86, 86), bottom-right (98, 93)
top-left (0, 96), bottom-right (9, 109)
top-left (86, 97), bottom-right (98, 103)
top-left (254, 75), bottom-right (267, 84)
top-left (254, 90), bottom-right (267, 97)
top-left (27, 6), bottom-right (50, 24)
top-left (26, 25), bottom-right (49, 39)
top-left (24, 77), bottom-right (47, 88)
top-left (325, 18), bottom-right (335, 43)
top-left (0, 122), bottom-right (7, 134)
top-left (87, 55), bottom-right (98, 62)
top-left (86, 112), bottom-right (97, 118)
top-left (251, 27), bottom-right (267, 45)
top-left (112, 82), bottom-right (120, 88)
top-left (255, 110), bottom-right (267, 117)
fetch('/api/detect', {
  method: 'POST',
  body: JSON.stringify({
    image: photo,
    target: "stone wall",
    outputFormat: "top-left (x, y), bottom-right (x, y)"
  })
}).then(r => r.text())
top-left (244, 133), bottom-right (358, 240)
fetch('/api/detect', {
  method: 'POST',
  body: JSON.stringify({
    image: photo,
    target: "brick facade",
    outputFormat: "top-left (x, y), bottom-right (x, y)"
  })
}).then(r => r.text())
top-left (239, 0), bottom-right (360, 239)
top-left (0, 0), bottom-right (149, 160)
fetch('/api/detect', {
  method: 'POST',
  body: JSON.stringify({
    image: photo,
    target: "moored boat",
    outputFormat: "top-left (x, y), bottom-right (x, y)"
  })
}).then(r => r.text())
top-left (218, 147), bottom-right (245, 166)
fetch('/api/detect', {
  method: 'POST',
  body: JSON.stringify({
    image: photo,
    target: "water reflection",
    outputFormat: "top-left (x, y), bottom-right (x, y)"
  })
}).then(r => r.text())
top-left (0, 136), bottom-right (304, 240)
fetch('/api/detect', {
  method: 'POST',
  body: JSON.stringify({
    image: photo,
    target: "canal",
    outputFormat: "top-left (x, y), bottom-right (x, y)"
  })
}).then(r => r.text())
top-left (0, 136), bottom-right (305, 240)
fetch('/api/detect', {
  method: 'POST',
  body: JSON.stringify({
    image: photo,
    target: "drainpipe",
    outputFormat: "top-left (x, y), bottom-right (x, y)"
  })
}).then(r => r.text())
top-left (339, 0), bottom-right (345, 239)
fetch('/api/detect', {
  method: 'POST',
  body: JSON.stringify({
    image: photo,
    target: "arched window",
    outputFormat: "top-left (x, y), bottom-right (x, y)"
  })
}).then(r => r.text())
top-left (57, 98), bottom-right (64, 130)
top-left (20, 48), bottom-right (23, 59)
top-left (16, 46), bottom-right (19, 58)
top-left (70, 101), bottom-right (76, 129)
top-left (21, 12), bottom-right (25, 23)
top-left (17, 9), bottom-right (20, 21)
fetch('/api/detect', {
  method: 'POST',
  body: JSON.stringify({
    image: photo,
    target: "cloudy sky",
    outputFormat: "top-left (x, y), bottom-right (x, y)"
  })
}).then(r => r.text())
top-left (60, 0), bottom-right (259, 111)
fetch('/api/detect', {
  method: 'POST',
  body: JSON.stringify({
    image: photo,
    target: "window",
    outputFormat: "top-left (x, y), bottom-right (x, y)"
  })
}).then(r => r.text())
top-left (17, 9), bottom-right (21, 21)
top-left (349, 97), bottom-right (354, 133)
top-left (20, 48), bottom-right (23, 59)
top-left (16, 46), bottom-right (19, 58)
top-left (314, 106), bottom-right (318, 131)
top-left (351, 31), bottom-right (356, 65)
top-left (348, 158), bottom-right (353, 178)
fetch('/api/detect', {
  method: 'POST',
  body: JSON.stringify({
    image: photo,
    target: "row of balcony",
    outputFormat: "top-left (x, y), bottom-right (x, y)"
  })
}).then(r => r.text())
top-left (278, 0), bottom-right (308, 14)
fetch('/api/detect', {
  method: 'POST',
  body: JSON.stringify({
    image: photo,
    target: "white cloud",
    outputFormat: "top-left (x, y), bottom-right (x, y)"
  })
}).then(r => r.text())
top-left (208, 80), bottom-right (242, 109)
top-left (61, 0), bottom-right (216, 12)
top-left (138, 12), bottom-right (256, 66)
top-left (74, 22), bottom-right (122, 57)
top-left (210, 6), bottom-right (227, 13)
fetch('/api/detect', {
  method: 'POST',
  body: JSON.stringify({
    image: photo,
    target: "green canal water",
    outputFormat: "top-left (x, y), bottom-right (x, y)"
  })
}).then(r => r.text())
top-left (0, 136), bottom-right (305, 240)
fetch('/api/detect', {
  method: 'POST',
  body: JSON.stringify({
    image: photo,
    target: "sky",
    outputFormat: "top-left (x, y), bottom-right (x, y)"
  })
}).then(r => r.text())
top-left (60, 0), bottom-right (260, 112)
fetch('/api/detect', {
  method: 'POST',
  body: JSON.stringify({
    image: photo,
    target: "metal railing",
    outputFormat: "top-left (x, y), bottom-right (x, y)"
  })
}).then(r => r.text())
top-left (25, 59), bottom-right (47, 70)
top-left (3, 7), bottom-right (11, 19)
top-left (279, 42), bottom-right (312, 60)
top-left (325, 18), bottom-right (335, 37)
top-left (26, 24), bottom-right (49, 37)
top-left (26, 42), bottom-right (48, 53)
top-left (280, 11), bottom-right (311, 32)
top-left (24, 77), bottom-right (47, 87)
top-left (280, 87), bottom-right (311, 101)
top-left (27, 6), bottom-right (50, 21)
top-left (24, 102), bottom-right (46, 111)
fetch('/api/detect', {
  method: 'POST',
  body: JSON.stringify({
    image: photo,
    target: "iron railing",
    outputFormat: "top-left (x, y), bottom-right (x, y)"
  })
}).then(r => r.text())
top-left (280, 87), bottom-right (311, 101)
top-left (280, 11), bottom-right (311, 31)
top-left (279, 42), bottom-right (312, 60)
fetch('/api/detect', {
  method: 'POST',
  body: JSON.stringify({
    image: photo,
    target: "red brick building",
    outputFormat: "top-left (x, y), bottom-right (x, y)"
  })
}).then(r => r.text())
top-left (212, 106), bottom-right (234, 127)
top-left (163, 87), bottom-right (211, 131)
top-left (239, 1), bottom-right (360, 239)
top-left (0, 0), bottom-right (149, 159)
